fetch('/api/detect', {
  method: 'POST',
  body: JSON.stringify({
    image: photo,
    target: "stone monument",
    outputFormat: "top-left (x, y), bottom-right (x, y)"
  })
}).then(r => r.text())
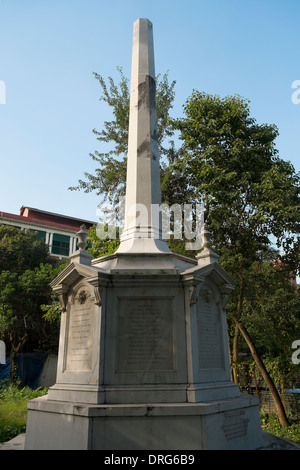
top-left (25, 18), bottom-right (263, 450)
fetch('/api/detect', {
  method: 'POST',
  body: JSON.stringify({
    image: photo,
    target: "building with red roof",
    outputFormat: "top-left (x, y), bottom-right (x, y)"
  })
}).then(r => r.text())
top-left (0, 206), bottom-right (96, 259)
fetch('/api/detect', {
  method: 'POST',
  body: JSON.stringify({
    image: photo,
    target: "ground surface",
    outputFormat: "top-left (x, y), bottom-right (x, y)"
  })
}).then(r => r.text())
top-left (0, 431), bottom-right (299, 450)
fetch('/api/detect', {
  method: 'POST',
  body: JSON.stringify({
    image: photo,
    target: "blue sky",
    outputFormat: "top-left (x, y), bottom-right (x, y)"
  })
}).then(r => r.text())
top-left (0, 0), bottom-right (299, 222)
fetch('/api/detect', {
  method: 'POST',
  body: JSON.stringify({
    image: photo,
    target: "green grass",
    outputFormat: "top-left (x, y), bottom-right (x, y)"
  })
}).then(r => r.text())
top-left (0, 383), bottom-right (47, 443)
top-left (260, 409), bottom-right (300, 445)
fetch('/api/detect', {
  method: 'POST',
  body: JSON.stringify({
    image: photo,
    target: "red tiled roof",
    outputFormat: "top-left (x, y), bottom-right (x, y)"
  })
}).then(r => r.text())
top-left (19, 206), bottom-right (96, 225)
top-left (0, 211), bottom-right (95, 233)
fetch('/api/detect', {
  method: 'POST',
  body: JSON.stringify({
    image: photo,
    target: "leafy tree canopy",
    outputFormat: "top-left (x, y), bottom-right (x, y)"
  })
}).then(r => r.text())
top-left (69, 67), bottom-right (176, 205)
top-left (173, 92), bottom-right (300, 275)
top-left (0, 225), bottom-right (50, 274)
top-left (0, 226), bottom-right (66, 358)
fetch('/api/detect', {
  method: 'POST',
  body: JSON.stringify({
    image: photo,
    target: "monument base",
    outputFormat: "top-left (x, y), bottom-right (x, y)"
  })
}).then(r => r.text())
top-left (25, 394), bottom-right (263, 450)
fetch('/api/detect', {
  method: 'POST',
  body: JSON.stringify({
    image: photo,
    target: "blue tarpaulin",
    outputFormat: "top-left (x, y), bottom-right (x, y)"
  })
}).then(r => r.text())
top-left (0, 353), bottom-right (47, 389)
top-left (0, 357), bottom-right (10, 384)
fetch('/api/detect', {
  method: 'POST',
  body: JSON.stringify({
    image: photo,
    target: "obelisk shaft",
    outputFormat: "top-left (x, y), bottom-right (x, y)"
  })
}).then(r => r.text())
top-left (118, 19), bottom-right (169, 254)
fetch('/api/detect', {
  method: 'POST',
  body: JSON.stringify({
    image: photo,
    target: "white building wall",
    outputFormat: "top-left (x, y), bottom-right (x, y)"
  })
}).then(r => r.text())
top-left (0, 219), bottom-right (78, 259)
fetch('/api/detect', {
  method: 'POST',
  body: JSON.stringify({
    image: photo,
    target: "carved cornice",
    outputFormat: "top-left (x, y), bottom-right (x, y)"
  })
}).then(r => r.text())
top-left (91, 285), bottom-right (102, 306)
top-left (220, 285), bottom-right (235, 310)
top-left (55, 285), bottom-right (69, 312)
top-left (50, 262), bottom-right (110, 289)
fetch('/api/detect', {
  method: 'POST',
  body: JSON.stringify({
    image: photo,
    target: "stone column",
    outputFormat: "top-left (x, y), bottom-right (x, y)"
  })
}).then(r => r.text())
top-left (117, 18), bottom-right (170, 254)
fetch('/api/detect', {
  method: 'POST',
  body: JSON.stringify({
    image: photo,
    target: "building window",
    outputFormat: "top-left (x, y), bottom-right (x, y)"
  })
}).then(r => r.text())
top-left (30, 229), bottom-right (46, 241)
top-left (51, 233), bottom-right (70, 256)
top-left (36, 230), bottom-right (46, 241)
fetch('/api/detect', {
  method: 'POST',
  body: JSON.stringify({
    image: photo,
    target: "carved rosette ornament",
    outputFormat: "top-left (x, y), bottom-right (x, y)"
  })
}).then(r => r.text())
top-left (78, 290), bottom-right (87, 304)
top-left (189, 285), bottom-right (213, 305)
top-left (199, 287), bottom-right (213, 303)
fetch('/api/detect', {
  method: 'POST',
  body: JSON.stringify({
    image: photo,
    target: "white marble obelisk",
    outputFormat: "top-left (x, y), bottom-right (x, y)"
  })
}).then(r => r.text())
top-left (117, 18), bottom-right (170, 254)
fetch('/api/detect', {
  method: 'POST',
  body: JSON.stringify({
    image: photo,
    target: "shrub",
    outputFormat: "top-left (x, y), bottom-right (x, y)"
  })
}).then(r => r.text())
top-left (0, 383), bottom-right (47, 443)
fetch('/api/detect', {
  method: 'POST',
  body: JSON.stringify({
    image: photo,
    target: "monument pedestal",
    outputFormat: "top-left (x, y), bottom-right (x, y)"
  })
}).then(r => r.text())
top-left (26, 395), bottom-right (262, 450)
top-left (25, 254), bottom-right (264, 450)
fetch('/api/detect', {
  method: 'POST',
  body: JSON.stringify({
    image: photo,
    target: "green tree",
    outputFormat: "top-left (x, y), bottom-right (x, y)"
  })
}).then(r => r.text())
top-left (233, 257), bottom-right (300, 358)
top-left (0, 225), bottom-right (50, 274)
top-left (0, 226), bottom-right (64, 381)
top-left (69, 67), bottom-right (176, 206)
top-left (174, 91), bottom-right (300, 425)
top-left (87, 224), bottom-right (120, 258)
top-left (174, 92), bottom-right (299, 257)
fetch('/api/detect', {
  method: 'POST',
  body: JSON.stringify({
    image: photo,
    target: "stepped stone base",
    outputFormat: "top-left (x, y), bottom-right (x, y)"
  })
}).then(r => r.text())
top-left (25, 394), bottom-right (263, 450)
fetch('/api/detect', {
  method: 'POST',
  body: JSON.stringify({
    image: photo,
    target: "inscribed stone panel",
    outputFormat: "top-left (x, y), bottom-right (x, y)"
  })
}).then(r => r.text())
top-left (65, 288), bottom-right (94, 371)
top-left (117, 297), bottom-right (174, 372)
top-left (222, 410), bottom-right (249, 440)
top-left (196, 286), bottom-right (224, 370)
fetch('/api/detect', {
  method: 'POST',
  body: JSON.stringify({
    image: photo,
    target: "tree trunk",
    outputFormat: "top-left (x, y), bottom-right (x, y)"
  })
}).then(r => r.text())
top-left (232, 315), bottom-right (289, 427)
top-left (9, 346), bottom-right (19, 384)
top-left (228, 334), bottom-right (234, 382)
top-left (232, 285), bottom-right (244, 384)
top-left (9, 333), bottom-right (27, 384)
top-left (232, 323), bottom-right (239, 383)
